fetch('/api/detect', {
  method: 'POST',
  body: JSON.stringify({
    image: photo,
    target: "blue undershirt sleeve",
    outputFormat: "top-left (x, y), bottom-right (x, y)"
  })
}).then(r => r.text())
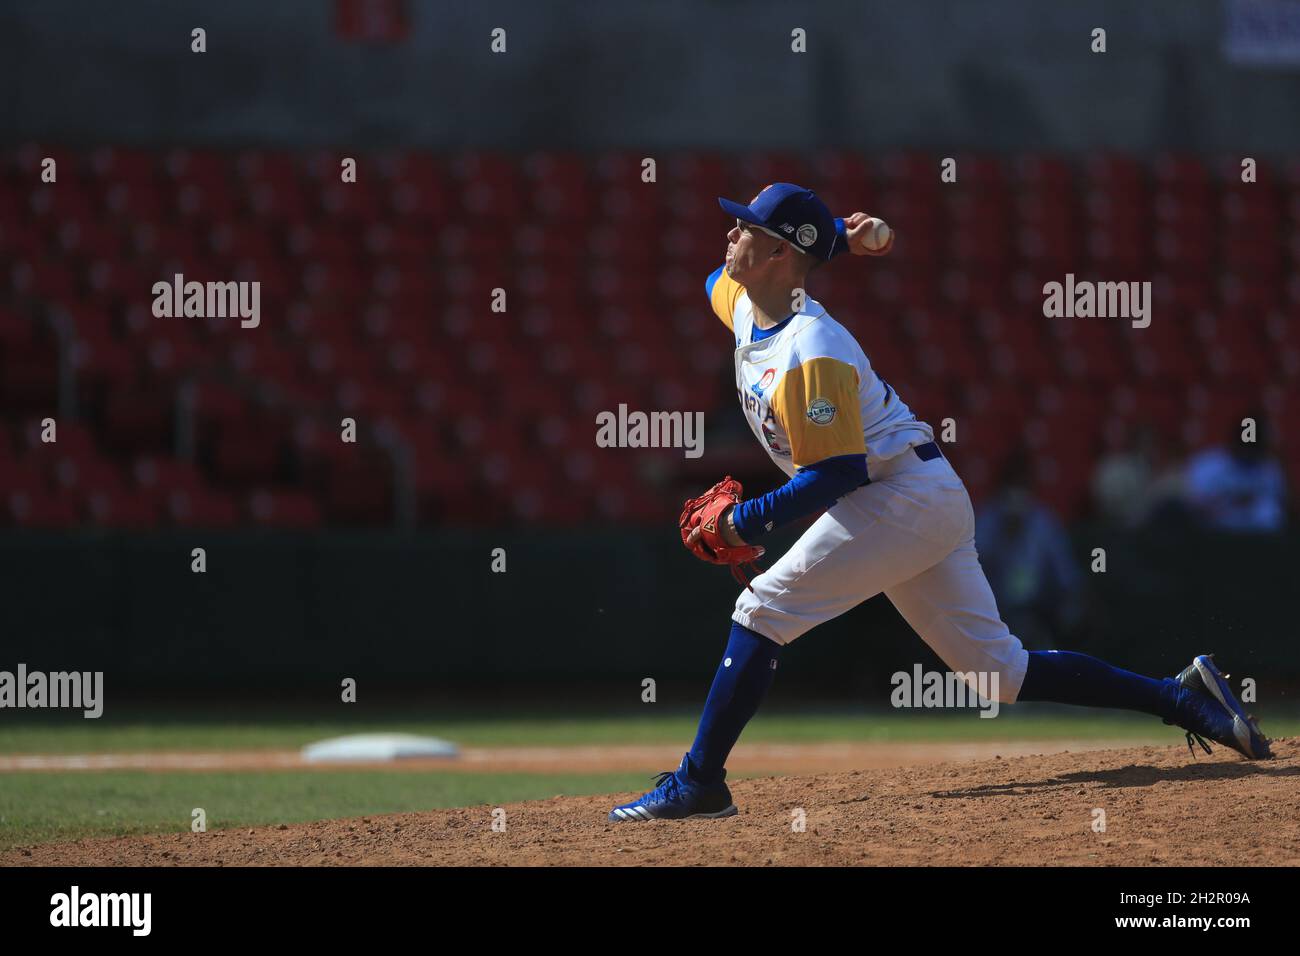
top-left (731, 453), bottom-right (868, 541)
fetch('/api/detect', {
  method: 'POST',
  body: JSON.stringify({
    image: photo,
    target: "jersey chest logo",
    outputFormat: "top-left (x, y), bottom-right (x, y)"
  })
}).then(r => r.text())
top-left (750, 367), bottom-right (776, 397)
top-left (738, 387), bottom-right (778, 422)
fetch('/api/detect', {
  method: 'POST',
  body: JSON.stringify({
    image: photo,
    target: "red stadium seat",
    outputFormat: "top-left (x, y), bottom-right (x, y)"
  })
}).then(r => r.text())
top-left (2, 146), bottom-right (1296, 527)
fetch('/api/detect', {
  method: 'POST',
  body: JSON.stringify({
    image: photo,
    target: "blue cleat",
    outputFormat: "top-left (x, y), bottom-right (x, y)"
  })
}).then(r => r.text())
top-left (1165, 654), bottom-right (1271, 759)
top-left (609, 754), bottom-right (738, 822)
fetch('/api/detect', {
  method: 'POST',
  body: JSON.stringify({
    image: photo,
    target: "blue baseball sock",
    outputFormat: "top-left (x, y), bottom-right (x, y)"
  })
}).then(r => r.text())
top-left (685, 622), bottom-right (782, 785)
top-left (1018, 649), bottom-right (1179, 720)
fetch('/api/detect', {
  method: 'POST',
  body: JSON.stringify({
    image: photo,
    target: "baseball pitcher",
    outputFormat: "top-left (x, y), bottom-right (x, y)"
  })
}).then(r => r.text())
top-left (610, 183), bottom-right (1270, 822)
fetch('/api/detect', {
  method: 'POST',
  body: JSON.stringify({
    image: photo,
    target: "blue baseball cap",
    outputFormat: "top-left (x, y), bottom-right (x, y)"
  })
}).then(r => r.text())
top-left (719, 183), bottom-right (838, 261)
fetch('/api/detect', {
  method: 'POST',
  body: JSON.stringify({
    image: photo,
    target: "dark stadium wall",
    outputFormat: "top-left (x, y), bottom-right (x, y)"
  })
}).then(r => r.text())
top-left (3, 527), bottom-right (1296, 697)
top-left (4, 1), bottom-right (1300, 154)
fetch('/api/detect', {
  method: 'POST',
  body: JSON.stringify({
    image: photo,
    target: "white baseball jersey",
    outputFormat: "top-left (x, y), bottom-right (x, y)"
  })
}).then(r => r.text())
top-left (709, 269), bottom-right (933, 476)
top-left (709, 266), bottom-right (1029, 704)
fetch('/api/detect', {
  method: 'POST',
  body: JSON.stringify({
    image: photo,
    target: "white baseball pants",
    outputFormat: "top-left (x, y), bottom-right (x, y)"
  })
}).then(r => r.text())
top-left (732, 448), bottom-right (1029, 703)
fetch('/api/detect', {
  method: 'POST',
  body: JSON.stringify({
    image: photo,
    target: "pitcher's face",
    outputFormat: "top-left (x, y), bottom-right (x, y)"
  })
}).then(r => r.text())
top-left (724, 219), bottom-right (789, 285)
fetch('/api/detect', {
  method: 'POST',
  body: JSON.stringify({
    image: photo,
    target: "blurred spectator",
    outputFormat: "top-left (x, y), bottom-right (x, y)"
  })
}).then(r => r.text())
top-left (975, 450), bottom-right (1086, 649)
top-left (1185, 414), bottom-right (1287, 533)
top-left (1091, 422), bottom-right (1186, 529)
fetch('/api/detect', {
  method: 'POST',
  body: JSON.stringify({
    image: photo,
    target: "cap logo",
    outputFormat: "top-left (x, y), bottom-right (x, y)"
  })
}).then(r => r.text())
top-left (796, 224), bottom-right (818, 248)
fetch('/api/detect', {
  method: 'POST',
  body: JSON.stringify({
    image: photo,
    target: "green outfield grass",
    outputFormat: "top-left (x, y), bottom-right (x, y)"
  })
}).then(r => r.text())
top-left (0, 770), bottom-right (648, 853)
top-left (2, 706), bottom-right (1298, 753)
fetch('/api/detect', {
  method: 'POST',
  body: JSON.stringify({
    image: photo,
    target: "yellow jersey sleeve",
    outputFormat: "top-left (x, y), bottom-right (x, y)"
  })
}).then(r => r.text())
top-left (708, 267), bottom-right (745, 332)
top-left (769, 357), bottom-right (866, 467)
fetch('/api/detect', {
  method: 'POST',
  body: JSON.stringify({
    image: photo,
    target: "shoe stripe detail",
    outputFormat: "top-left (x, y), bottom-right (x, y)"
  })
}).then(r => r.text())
top-left (1193, 656), bottom-right (1268, 759)
top-left (613, 805), bottom-right (650, 821)
top-left (1194, 658), bottom-right (1233, 713)
top-left (613, 801), bottom-right (737, 821)
top-left (1232, 717), bottom-right (1255, 755)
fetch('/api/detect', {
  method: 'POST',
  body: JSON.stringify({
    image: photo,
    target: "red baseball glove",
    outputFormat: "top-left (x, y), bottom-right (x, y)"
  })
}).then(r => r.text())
top-left (679, 476), bottom-right (765, 590)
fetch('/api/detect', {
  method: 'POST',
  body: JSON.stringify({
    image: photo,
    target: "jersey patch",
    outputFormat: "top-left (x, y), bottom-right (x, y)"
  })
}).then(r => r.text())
top-left (806, 398), bottom-right (837, 426)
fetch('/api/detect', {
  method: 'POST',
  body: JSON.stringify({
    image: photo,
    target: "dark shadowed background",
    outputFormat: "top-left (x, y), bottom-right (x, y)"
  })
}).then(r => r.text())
top-left (1, 0), bottom-right (1297, 703)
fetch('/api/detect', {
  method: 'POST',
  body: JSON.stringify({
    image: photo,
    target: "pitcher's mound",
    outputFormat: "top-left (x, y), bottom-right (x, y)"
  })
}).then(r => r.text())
top-left (7, 739), bottom-right (1297, 866)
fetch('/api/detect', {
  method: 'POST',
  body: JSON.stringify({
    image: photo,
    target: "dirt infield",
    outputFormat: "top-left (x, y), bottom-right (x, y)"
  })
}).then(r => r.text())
top-left (6, 738), bottom-right (1298, 866)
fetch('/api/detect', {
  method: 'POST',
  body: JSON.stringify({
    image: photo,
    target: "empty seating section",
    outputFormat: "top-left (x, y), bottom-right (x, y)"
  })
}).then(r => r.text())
top-left (0, 147), bottom-right (1295, 527)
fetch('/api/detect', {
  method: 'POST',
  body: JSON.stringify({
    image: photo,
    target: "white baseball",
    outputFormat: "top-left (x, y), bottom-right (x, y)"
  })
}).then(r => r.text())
top-left (862, 217), bottom-right (892, 252)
